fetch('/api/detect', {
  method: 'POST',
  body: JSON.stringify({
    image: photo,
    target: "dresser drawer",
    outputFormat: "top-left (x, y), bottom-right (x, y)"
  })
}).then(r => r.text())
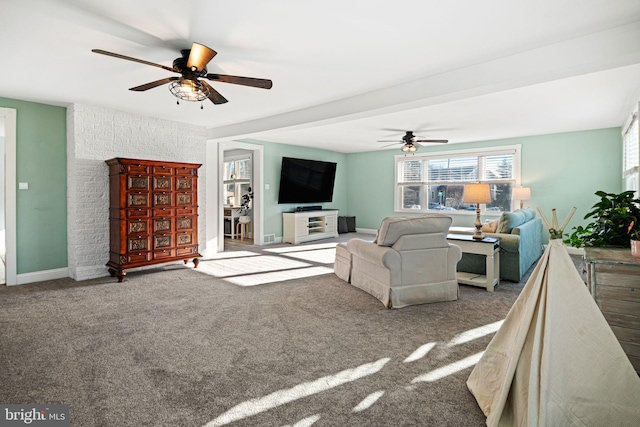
top-left (126, 164), bottom-right (149, 175)
top-left (153, 207), bottom-right (174, 218)
top-left (153, 234), bottom-right (174, 250)
top-left (127, 219), bottom-right (149, 235)
top-left (176, 232), bottom-right (194, 246)
top-left (177, 245), bottom-right (199, 256)
top-left (127, 192), bottom-right (150, 208)
top-left (126, 251), bottom-right (152, 264)
top-left (177, 206), bottom-right (196, 216)
top-left (153, 217), bottom-right (173, 233)
top-left (124, 208), bottom-right (150, 219)
top-left (153, 249), bottom-right (176, 260)
top-left (152, 165), bottom-right (174, 175)
top-left (127, 236), bottom-right (150, 252)
top-left (153, 176), bottom-right (173, 191)
top-left (176, 176), bottom-right (195, 191)
top-left (176, 166), bottom-right (198, 177)
top-left (128, 175), bottom-right (149, 190)
top-left (176, 216), bottom-right (195, 232)
top-left (176, 192), bottom-right (194, 206)
top-left (153, 192), bottom-right (173, 207)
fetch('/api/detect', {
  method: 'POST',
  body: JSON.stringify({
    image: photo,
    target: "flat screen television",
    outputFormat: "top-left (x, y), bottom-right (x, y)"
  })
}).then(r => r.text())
top-left (277, 157), bottom-right (337, 204)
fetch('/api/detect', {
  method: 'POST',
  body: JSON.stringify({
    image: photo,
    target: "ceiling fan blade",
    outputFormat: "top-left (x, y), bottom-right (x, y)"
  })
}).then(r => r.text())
top-left (380, 142), bottom-right (402, 148)
top-left (92, 49), bottom-right (175, 73)
top-left (414, 139), bottom-right (449, 143)
top-left (187, 42), bottom-right (217, 72)
top-left (377, 139), bottom-right (402, 143)
top-left (206, 74), bottom-right (273, 89)
top-left (129, 77), bottom-right (179, 92)
top-left (200, 80), bottom-right (228, 104)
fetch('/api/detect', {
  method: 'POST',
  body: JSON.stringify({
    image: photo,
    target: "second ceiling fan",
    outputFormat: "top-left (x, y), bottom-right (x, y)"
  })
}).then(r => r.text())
top-left (379, 131), bottom-right (448, 153)
top-left (92, 42), bottom-right (273, 105)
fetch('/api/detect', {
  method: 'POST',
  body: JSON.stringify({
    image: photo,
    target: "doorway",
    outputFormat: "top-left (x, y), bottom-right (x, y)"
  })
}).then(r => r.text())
top-left (1, 108), bottom-right (17, 285)
top-left (217, 141), bottom-right (263, 253)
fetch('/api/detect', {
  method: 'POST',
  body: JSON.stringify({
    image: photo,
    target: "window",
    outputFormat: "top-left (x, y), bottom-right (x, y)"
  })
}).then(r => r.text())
top-left (223, 156), bottom-right (252, 207)
top-left (623, 103), bottom-right (639, 194)
top-left (395, 146), bottom-right (521, 213)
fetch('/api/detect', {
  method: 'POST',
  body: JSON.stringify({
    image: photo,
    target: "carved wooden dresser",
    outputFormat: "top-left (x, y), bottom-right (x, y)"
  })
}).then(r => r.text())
top-left (106, 157), bottom-right (201, 282)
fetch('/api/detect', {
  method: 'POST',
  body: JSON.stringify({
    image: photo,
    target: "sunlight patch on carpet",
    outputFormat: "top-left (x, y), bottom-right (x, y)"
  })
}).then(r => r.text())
top-left (197, 255), bottom-right (311, 278)
top-left (352, 391), bottom-right (385, 412)
top-left (283, 414), bottom-right (321, 427)
top-left (224, 266), bottom-right (334, 286)
top-left (206, 250), bottom-right (262, 259)
top-left (281, 248), bottom-right (337, 264)
top-left (202, 358), bottom-right (391, 427)
top-left (447, 320), bottom-right (504, 347)
top-left (264, 242), bottom-right (337, 253)
top-left (404, 342), bottom-right (436, 363)
top-left (410, 352), bottom-right (484, 383)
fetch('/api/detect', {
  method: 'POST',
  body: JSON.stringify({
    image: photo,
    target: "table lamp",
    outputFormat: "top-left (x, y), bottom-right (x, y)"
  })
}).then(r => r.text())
top-left (464, 183), bottom-right (492, 240)
top-left (512, 187), bottom-right (531, 209)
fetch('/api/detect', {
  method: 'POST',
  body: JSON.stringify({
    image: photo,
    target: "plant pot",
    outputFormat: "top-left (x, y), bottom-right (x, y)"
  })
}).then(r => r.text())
top-left (631, 239), bottom-right (640, 259)
top-left (239, 215), bottom-right (251, 223)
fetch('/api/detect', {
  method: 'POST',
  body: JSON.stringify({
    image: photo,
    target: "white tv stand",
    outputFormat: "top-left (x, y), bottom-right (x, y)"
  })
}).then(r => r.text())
top-left (282, 210), bottom-right (338, 244)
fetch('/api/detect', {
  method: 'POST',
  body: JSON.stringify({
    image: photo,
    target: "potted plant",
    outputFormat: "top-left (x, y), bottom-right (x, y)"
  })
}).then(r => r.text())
top-left (565, 190), bottom-right (640, 249)
top-left (236, 187), bottom-right (253, 222)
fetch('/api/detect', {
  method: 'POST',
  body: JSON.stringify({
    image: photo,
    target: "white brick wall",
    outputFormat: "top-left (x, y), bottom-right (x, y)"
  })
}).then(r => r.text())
top-left (67, 104), bottom-right (207, 280)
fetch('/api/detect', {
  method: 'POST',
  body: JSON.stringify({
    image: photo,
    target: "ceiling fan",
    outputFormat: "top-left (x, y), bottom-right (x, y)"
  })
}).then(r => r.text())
top-left (92, 42), bottom-right (273, 106)
top-left (379, 131), bottom-right (448, 153)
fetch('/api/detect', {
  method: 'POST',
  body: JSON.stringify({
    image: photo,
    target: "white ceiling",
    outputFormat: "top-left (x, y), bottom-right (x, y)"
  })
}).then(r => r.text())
top-left (2, 0), bottom-right (640, 153)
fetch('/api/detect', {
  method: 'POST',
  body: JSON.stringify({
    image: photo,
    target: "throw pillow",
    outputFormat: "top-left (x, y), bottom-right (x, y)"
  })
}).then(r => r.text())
top-left (496, 209), bottom-right (527, 234)
top-left (481, 218), bottom-right (499, 233)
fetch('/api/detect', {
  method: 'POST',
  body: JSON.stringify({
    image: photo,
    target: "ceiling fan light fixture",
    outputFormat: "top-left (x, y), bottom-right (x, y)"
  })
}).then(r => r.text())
top-left (402, 143), bottom-right (417, 153)
top-left (169, 78), bottom-right (209, 102)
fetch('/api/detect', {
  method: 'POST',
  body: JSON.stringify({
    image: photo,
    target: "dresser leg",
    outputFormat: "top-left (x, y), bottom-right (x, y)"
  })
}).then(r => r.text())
top-left (193, 258), bottom-right (200, 268)
top-left (116, 270), bottom-right (126, 283)
top-left (108, 268), bottom-right (117, 277)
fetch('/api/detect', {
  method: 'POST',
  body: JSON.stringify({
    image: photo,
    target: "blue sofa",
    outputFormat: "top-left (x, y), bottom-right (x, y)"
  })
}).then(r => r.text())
top-left (456, 208), bottom-right (544, 282)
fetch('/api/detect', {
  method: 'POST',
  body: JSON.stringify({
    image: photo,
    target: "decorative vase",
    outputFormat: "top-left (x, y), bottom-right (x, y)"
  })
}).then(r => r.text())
top-left (631, 239), bottom-right (640, 259)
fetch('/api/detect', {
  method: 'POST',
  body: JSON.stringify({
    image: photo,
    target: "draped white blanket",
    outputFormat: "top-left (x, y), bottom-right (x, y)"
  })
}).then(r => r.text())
top-left (467, 239), bottom-right (640, 426)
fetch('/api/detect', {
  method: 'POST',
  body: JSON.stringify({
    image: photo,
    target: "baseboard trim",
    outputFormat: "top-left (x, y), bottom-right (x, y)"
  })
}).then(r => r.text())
top-left (15, 267), bottom-right (69, 285)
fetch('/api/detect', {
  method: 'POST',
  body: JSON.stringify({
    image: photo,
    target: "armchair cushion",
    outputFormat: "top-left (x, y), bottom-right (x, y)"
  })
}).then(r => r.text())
top-left (376, 214), bottom-right (453, 246)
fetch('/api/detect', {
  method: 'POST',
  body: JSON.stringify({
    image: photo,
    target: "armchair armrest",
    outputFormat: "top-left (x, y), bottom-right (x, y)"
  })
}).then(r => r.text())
top-left (347, 239), bottom-right (401, 270)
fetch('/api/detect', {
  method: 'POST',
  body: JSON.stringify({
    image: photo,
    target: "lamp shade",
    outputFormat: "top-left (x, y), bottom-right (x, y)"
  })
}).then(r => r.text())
top-left (512, 187), bottom-right (531, 201)
top-left (463, 183), bottom-right (491, 204)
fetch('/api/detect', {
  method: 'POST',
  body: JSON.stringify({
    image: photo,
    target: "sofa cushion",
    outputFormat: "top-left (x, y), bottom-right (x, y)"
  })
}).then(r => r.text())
top-left (376, 214), bottom-right (452, 247)
top-left (496, 208), bottom-right (535, 233)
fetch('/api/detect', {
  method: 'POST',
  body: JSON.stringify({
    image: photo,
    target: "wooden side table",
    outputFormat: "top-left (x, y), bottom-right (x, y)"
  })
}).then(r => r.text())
top-left (447, 233), bottom-right (500, 292)
top-left (584, 247), bottom-right (640, 374)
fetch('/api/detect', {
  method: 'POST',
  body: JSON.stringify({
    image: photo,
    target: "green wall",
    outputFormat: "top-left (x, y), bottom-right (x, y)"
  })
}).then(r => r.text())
top-left (0, 97), bottom-right (67, 274)
top-left (345, 128), bottom-right (623, 239)
top-left (241, 139), bottom-right (349, 238)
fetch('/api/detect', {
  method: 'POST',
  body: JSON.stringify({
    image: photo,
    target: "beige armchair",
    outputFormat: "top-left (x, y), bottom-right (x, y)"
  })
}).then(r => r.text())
top-left (335, 214), bottom-right (462, 308)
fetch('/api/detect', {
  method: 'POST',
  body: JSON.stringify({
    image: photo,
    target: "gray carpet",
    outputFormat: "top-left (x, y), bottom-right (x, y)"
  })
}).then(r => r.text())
top-left (0, 235), bottom-right (586, 427)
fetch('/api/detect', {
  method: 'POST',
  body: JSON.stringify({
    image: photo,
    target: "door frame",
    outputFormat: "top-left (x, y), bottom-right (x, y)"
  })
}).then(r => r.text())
top-left (1, 108), bottom-right (17, 285)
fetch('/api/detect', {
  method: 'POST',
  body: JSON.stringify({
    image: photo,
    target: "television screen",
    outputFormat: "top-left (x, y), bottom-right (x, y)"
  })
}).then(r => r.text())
top-left (278, 157), bottom-right (337, 204)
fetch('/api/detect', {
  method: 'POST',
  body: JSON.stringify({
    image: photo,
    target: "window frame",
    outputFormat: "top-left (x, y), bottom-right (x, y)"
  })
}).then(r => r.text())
top-left (622, 102), bottom-right (639, 195)
top-left (394, 145), bottom-right (522, 215)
